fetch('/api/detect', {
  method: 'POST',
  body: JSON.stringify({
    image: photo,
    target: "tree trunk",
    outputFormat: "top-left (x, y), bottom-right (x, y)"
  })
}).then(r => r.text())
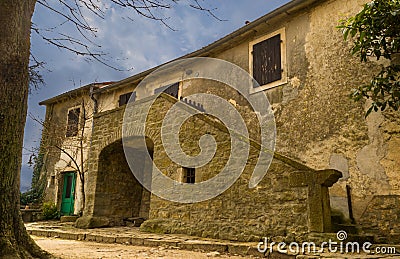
top-left (0, 1), bottom-right (51, 258)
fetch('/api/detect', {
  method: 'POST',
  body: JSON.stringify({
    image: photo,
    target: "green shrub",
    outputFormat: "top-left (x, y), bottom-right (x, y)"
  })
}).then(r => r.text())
top-left (21, 153), bottom-right (46, 206)
top-left (42, 202), bottom-right (59, 220)
top-left (20, 188), bottom-right (43, 206)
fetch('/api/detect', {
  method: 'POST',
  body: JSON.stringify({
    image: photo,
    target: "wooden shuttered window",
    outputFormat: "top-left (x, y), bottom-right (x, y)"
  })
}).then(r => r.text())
top-left (252, 34), bottom-right (282, 86)
top-left (66, 108), bottom-right (80, 137)
top-left (154, 82), bottom-right (179, 98)
top-left (119, 91), bottom-right (136, 107)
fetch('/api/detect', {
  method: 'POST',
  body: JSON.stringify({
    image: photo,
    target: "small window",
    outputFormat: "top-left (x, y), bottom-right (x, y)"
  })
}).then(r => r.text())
top-left (119, 92), bottom-right (136, 107)
top-left (66, 108), bottom-right (80, 137)
top-left (249, 28), bottom-right (287, 92)
top-left (183, 167), bottom-right (195, 184)
top-left (154, 82), bottom-right (179, 99)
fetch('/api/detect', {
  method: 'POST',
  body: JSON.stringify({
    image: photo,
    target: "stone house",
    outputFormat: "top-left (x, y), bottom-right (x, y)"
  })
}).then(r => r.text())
top-left (39, 0), bottom-right (400, 243)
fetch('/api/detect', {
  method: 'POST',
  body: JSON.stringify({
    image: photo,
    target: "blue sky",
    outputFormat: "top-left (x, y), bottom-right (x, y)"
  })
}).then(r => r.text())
top-left (21, 0), bottom-right (291, 191)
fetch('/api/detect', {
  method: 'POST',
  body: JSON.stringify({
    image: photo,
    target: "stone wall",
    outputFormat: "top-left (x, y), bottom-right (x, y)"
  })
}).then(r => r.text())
top-left (170, 1), bottom-right (398, 222)
top-left (77, 101), bottom-right (154, 228)
top-left (21, 209), bottom-right (42, 222)
top-left (359, 195), bottom-right (400, 243)
top-left (145, 95), bottom-right (341, 242)
top-left (79, 93), bottom-right (341, 242)
top-left (77, 106), bottom-right (124, 227)
top-left (268, 0), bottom-right (400, 236)
top-left (174, 0), bottom-right (400, 237)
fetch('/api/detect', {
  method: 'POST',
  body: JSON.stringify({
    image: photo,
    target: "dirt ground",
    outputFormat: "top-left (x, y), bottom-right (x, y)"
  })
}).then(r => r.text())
top-left (32, 236), bottom-right (251, 259)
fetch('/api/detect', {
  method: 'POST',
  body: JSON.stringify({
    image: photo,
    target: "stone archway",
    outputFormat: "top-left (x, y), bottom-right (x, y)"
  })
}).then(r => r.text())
top-left (76, 104), bottom-right (159, 228)
top-left (91, 138), bottom-right (153, 225)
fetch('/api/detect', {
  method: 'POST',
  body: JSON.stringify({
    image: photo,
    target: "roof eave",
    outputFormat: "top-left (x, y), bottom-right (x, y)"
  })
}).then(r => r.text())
top-left (94, 0), bottom-right (322, 94)
top-left (39, 82), bottom-right (114, 105)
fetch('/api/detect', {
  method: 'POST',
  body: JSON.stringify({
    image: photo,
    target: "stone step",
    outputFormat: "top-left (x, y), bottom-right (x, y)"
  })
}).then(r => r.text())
top-left (26, 228), bottom-right (293, 258)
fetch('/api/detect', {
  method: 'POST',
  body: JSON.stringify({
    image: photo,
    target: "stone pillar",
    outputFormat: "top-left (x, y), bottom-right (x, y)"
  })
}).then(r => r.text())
top-left (289, 169), bottom-right (342, 233)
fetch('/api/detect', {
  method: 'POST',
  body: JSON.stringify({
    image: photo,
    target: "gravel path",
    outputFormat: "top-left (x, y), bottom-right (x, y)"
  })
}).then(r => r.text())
top-left (32, 236), bottom-right (250, 259)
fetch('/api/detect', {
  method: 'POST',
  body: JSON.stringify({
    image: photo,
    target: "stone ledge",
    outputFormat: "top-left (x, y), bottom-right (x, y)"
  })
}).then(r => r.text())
top-left (21, 209), bottom-right (43, 222)
top-left (60, 215), bottom-right (79, 223)
top-left (75, 216), bottom-right (110, 229)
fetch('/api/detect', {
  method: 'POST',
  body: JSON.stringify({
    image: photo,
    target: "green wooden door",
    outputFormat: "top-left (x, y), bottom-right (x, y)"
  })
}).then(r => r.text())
top-left (61, 172), bottom-right (76, 216)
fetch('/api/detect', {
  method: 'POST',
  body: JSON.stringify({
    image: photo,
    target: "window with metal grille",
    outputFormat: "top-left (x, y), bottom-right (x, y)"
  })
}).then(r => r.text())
top-left (183, 167), bottom-right (195, 184)
top-left (252, 34), bottom-right (282, 86)
top-left (119, 91), bottom-right (136, 107)
top-left (154, 82), bottom-right (179, 98)
top-left (66, 108), bottom-right (80, 137)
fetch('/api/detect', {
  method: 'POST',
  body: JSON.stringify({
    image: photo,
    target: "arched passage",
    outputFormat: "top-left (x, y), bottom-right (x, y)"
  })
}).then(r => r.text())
top-left (93, 138), bottom-right (153, 224)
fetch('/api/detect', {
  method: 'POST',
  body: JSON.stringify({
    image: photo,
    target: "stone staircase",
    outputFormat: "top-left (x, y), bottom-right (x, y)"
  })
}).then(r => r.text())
top-left (304, 211), bottom-right (375, 244)
top-left (331, 213), bottom-right (358, 235)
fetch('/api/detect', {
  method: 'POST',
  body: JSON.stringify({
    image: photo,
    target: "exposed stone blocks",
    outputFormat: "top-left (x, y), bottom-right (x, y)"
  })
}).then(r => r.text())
top-left (79, 93), bottom-right (340, 242)
top-left (359, 195), bottom-right (400, 243)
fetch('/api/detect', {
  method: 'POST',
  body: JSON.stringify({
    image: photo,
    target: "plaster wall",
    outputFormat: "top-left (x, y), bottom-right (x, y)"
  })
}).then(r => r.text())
top-left (42, 94), bottom-right (95, 215)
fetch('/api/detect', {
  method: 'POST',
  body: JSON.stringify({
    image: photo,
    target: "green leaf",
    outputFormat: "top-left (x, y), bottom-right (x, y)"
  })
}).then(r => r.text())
top-left (359, 31), bottom-right (366, 41)
top-left (338, 0), bottom-right (400, 115)
top-left (350, 28), bottom-right (357, 37)
top-left (343, 28), bottom-right (349, 40)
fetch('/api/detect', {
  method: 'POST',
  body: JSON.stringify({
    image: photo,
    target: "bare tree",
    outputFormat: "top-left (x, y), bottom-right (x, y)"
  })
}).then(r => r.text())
top-left (0, 0), bottom-right (218, 257)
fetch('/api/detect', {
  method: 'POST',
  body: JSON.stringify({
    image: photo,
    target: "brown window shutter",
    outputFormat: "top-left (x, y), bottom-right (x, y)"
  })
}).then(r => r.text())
top-left (66, 108), bottom-right (80, 137)
top-left (154, 82), bottom-right (179, 98)
top-left (164, 82), bottom-right (179, 98)
top-left (118, 94), bottom-right (127, 106)
top-left (119, 92), bottom-right (135, 107)
top-left (253, 34), bottom-right (282, 86)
